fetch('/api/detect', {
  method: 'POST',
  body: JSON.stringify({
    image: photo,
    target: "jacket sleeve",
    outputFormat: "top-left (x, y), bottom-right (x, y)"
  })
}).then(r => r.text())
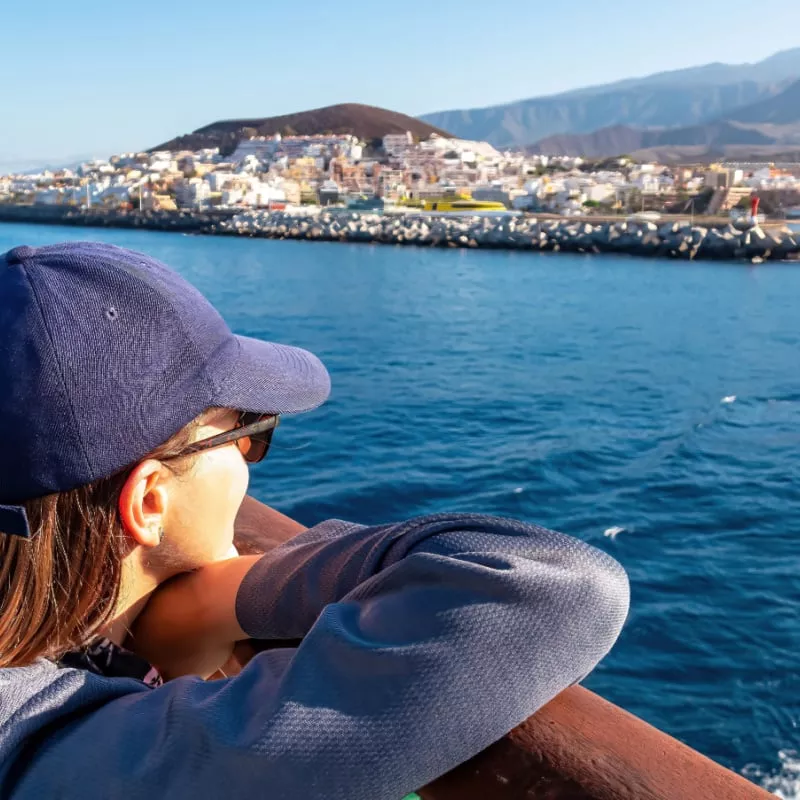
top-left (13, 514), bottom-right (629, 800)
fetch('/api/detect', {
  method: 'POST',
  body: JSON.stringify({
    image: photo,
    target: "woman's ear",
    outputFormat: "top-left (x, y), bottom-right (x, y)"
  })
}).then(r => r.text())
top-left (119, 460), bottom-right (169, 549)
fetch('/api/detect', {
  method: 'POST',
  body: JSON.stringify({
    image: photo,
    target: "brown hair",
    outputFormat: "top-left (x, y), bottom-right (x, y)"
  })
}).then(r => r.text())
top-left (0, 413), bottom-right (211, 668)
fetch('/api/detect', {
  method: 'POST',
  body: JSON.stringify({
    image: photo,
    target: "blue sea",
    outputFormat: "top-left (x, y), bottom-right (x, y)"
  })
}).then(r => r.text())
top-left (2, 222), bottom-right (799, 797)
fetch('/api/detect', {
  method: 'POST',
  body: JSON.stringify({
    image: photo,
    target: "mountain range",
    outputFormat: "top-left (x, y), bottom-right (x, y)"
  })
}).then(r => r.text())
top-left (527, 79), bottom-right (800, 161)
top-left (419, 48), bottom-right (800, 160)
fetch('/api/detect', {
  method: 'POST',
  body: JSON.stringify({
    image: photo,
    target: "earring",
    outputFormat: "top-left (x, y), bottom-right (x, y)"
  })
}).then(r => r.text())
top-left (158, 527), bottom-right (164, 544)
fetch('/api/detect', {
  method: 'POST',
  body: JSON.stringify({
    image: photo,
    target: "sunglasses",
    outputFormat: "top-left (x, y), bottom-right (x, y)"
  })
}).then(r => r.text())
top-left (171, 412), bottom-right (280, 464)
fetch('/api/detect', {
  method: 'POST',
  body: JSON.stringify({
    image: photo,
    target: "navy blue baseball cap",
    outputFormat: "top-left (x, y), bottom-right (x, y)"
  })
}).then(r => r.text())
top-left (0, 241), bottom-right (330, 537)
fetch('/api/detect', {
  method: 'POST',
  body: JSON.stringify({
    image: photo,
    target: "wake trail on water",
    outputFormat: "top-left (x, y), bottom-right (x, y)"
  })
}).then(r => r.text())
top-left (744, 750), bottom-right (800, 799)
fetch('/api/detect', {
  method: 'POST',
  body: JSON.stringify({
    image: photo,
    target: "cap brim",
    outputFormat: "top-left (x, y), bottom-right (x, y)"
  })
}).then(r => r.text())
top-left (212, 335), bottom-right (330, 415)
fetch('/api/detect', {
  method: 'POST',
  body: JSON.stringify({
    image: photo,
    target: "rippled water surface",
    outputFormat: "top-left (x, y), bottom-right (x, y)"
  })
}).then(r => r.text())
top-left (2, 223), bottom-right (799, 796)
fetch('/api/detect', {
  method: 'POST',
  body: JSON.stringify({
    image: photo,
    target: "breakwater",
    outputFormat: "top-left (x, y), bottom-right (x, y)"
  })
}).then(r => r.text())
top-left (216, 209), bottom-right (800, 262)
top-left (0, 204), bottom-right (236, 232)
top-left (1, 203), bottom-right (798, 261)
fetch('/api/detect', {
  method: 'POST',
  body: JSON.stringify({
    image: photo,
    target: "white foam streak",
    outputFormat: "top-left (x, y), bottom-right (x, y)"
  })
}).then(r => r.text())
top-left (744, 750), bottom-right (800, 799)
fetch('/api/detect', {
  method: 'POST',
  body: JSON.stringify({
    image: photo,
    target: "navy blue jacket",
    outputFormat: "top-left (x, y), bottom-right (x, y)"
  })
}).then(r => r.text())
top-left (0, 514), bottom-right (629, 799)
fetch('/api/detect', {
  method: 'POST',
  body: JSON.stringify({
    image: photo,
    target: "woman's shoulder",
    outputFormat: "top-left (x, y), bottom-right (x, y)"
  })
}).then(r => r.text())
top-left (1, 659), bottom-right (68, 721)
top-left (0, 658), bottom-right (148, 769)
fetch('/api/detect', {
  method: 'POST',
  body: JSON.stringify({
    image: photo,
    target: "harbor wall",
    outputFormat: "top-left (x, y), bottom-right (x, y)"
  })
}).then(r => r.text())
top-left (218, 209), bottom-right (800, 262)
top-left (1, 204), bottom-right (798, 262)
top-left (0, 204), bottom-right (236, 232)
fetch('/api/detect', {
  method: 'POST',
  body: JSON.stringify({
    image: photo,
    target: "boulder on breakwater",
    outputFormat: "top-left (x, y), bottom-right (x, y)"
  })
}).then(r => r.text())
top-left (0, 203), bottom-right (237, 232)
top-left (214, 209), bottom-right (800, 263)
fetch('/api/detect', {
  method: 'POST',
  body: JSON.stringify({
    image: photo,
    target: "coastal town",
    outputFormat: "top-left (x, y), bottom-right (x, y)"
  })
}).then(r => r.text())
top-left (1, 131), bottom-right (799, 263)
top-left (2, 130), bottom-right (800, 220)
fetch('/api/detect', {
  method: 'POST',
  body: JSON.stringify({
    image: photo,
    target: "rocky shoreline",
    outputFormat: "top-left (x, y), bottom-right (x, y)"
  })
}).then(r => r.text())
top-left (1, 204), bottom-right (798, 261)
top-left (215, 209), bottom-right (800, 262)
top-left (0, 204), bottom-right (238, 232)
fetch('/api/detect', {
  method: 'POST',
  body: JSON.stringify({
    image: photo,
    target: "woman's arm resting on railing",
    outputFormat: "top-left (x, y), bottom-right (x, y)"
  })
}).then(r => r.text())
top-left (108, 502), bottom-right (627, 800)
top-left (229, 498), bottom-right (772, 800)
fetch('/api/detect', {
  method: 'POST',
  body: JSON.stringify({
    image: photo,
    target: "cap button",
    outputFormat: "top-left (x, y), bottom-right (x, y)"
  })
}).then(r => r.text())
top-left (5, 246), bottom-right (35, 266)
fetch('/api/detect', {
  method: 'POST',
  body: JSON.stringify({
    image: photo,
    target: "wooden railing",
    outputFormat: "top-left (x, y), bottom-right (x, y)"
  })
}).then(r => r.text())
top-left (420, 685), bottom-right (770, 799)
top-left (233, 496), bottom-right (772, 800)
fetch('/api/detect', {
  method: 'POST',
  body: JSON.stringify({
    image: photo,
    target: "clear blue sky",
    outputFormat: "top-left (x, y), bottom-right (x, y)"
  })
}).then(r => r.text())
top-left (2, 0), bottom-right (799, 168)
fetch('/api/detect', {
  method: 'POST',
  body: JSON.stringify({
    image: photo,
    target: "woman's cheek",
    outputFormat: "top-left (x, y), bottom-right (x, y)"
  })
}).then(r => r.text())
top-left (210, 446), bottom-right (249, 538)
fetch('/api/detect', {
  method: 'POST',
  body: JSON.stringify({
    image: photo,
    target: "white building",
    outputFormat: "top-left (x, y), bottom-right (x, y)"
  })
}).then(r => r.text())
top-left (175, 178), bottom-right (211, 208)
top-left (207, 172), bottom-right (236, 191)
top-left (252, 184), bottom-right (286, 207)
top-left (584, 183), bottom-right (616, 204)
top-left (147, 156), bottom-right (177, 173)
top-left (221, 188), bottom-right (243, 206)
top-left (636, 174), bottom-right (662, 195)
top-left (383, 132), bottom-right (414, 158)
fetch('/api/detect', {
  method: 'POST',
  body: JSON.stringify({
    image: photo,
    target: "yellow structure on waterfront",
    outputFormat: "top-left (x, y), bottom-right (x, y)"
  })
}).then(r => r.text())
top-left (421, 198), bottom-right (507, 212)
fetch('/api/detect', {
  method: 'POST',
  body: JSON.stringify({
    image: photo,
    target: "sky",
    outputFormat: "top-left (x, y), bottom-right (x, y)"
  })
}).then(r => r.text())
top-left (2, 0), bottom-right (800, 168)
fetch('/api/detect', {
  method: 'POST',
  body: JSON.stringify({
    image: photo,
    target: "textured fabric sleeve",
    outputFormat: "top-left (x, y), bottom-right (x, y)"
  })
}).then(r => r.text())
top-left (11, 513), bottom-right (628, 800)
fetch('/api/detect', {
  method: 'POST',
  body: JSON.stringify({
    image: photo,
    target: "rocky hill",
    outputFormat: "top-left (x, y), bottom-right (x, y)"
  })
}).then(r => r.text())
top-left (151, 103), bottom-right (453, 153)
top-left (419, 48), bottom-right (800, 149)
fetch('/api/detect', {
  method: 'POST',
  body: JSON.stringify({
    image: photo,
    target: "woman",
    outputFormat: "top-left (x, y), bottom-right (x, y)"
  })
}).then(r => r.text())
top-left (0, 241), bottom-right (629, 799)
